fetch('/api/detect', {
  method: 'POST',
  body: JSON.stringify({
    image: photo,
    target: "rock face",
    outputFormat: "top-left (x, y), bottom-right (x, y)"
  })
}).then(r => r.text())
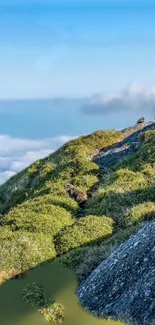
top-left (93, 121), bottom-right (155, 169)
top-left (77, 221), bottom-right (155, 325)
top-left (65, 184), bottom-right (87, 208)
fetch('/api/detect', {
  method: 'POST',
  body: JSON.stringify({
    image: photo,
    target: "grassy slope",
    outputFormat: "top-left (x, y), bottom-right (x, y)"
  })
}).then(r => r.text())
top-left (1, 128), bottom-right (155, 283)
top-left (0, 130), bottom-right (122, 280)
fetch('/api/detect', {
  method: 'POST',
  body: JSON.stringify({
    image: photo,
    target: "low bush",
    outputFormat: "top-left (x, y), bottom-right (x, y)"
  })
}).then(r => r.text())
top-left (23, 283), bottom-right (47, 307)
top-left (0, 130), bottom-right (123, 213)
top-left (0, 231), bottom-right (56, 275)
top-left (0, 226), bottom-right (13, 239)
top-left (23, 282), bottom-right (64, 323)
top-left (75, 223), bottom-right (142, 281)
top-left (40, 303), bottom-right (64, 323)
top-left (55, 215), bottom-right (114, 254)
top-left (2, 195), bottom-right (75, 236)
top-left (60, 223), bottom-right (141, 282)
top-left (86, 168), bottom-right (154, 227)
top-left (122, 130), bottom-right (155, 171)
top-left (126, 202), bottom-right (155, 226)
top-left (59, 246), bottom-right (91, 271)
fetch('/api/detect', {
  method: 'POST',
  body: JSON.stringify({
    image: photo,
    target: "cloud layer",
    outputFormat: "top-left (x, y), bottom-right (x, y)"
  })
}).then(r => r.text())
top-left (82, 83), bottom-right (155, 116)
top-left (0, 134), bottom-right (75, 185)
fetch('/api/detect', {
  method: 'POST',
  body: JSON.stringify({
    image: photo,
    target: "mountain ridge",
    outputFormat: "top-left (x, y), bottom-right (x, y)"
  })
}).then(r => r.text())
top-left (0, 120), bottom-right (155, 324)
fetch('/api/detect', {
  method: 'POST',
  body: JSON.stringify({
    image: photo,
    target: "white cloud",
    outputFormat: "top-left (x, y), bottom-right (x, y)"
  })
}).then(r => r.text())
top-left (82, 83), bottom-right (155, 116)
top-left (0, 134), bottom-right (76, 185)
top-left (0, 171), bottom-right (16, 185)
top-left (0, 135), bottom-right (74, 155)
top-left (10, 149), bottom-right (53, 173)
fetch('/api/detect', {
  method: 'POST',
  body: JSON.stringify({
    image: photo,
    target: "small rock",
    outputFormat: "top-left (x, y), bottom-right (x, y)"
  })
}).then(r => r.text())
top-left (137, 117), bottom-right (145, 124)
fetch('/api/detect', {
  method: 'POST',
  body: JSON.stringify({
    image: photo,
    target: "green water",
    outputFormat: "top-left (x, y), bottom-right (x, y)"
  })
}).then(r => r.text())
top-left (0, 262), bottom-right (124, 325)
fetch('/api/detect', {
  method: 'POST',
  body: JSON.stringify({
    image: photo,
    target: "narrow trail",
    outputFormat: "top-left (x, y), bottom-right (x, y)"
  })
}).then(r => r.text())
top-left (92, 121), bottom-right (155, 170)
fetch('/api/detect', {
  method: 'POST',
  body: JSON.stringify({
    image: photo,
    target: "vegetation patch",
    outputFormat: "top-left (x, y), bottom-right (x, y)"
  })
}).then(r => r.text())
top-left (0, 130), bottom-right (123, 214)
top-left (86, 167), bottom-right (155, 228)
top-left (40, 303), bottom-right (64, 323)
top-left (60, 223), bottom-right (141, 281)
top-left (2, 128), bottom-right (155, 284)
top-left (55, 215), bottom-right (114, 255)
top-left (126, 202), bottom-right (155, 226)
top-left (23, 283), bottom-right (47, 307)
top-left (23, 282), bottom-right (64, 323)
top-left (0, 231), bottom-right (56, 276)
top-left (2, 195), bottom-right (75, 235)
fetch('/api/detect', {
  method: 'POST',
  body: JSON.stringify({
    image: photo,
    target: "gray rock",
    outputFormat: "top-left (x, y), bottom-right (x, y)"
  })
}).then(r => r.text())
top-left (137, 117), bottom-right (145, 124)
top-left (93, 122), bottom-right (155, 169)
top-left (65, 184), bottom-right (87, 208)
top-left (77, 221), bottom-right (155, 325)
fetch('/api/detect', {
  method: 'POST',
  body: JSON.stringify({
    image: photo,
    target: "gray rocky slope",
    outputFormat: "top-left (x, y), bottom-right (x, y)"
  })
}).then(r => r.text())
top-left (78, 220), bottom-right (155, 325)
top-left (93, 121), bottom-right (155, 170)
top-left (77, 121), bottom-right (155, 324)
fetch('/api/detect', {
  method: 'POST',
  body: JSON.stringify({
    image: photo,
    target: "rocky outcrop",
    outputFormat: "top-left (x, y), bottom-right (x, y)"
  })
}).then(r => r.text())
top-left (137, 117), bottom-right (145, 124)
top-left (93, 121), bottom-right (155, 169)
top-left (78, 221), bottom-right (155, 325)
top-left (65, 184), bottom-right (87, 208)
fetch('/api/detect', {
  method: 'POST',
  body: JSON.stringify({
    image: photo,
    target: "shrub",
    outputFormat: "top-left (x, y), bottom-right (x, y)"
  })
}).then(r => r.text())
top-left (23, 283), bottom-right (47, 307)
top-left (86, 169), bottom-right (153, 227)
top-left (40, 303), bottom-right (64, 323)
top-left (59, 246), bottom-right (91, 271)
top-left (40, 195), bottom-right (79, 214)
top-left (55, 215), bottom-right (114, 254)
top-left (122, 130), bottom-right (155, 171)
top-left (23, 282), bottom-right (64, 323)
top-left (0, 231), bottom-right (56, 275)
top-left (3, 195), bottom-right (74, 235)
top-left (0, 129), bottom-right (123, 213)
top-left (75, 223), bottom-right (141, 281)
top-left (60, 223), bottom-right (141, 282)
top-left (0, 226), bottom-right (13, 239)
top-left (126, 202), bottom-right (155, 226)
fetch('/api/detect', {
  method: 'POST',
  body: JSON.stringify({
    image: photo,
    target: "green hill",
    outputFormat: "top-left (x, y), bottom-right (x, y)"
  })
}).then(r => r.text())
top-left (1, 123), bottom-right (155, 285)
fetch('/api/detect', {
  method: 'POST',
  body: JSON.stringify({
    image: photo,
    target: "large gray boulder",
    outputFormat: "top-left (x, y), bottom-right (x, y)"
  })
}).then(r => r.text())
top-left (77, 221), bottom-right (155, 325)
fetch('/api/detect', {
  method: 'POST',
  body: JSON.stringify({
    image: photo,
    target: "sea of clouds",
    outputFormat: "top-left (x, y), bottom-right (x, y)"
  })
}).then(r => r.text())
top-left (1, 83), bottom-right (155, 185)
top-left (82, 83), bottom-right (155, 117)
top-left (0, 135), bottom-right (75, 184)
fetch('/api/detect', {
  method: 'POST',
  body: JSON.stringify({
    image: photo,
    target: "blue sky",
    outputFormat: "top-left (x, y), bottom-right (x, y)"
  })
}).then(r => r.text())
top-left (0, 0), bottom-right (155, 98)
top-left (0, 0), bottom-right (155, 183)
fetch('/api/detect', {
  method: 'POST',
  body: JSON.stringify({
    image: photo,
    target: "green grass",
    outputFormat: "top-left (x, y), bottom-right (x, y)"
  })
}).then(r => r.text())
top-left (0, 129), bottom-right (123, 278)
top-left (2, 128), bottom-right (155, 283)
